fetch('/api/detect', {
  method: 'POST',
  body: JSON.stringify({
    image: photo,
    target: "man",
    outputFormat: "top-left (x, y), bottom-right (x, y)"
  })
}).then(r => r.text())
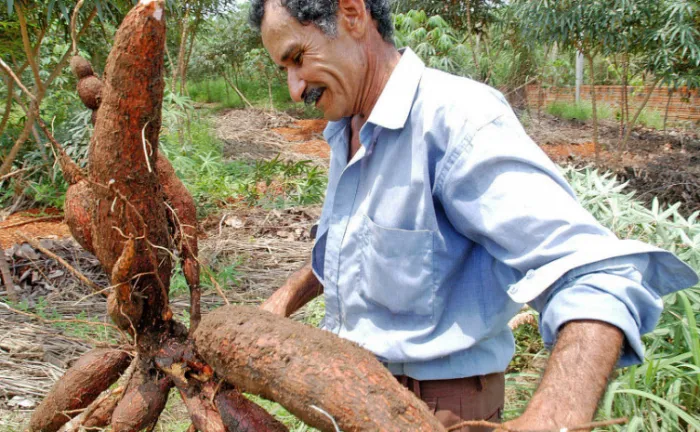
top-left (249, 0), bottom-right (698, 430)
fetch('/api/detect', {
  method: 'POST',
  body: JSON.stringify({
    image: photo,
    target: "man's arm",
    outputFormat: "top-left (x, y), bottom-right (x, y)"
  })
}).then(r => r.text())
top-left (260, 262), bottom-right (323, 317)
top-left (504, 320), bottom-right (623, 429)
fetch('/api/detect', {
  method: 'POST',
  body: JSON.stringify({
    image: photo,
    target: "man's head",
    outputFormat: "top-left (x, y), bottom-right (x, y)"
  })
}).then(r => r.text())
top-left (250, 0), bottom-right (396, 120)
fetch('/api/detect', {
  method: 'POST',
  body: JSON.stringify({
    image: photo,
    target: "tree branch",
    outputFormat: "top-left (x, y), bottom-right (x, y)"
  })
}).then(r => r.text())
top-left (15, 3), bottom-right (43, 95)
top-left (621, 76), bottom-right (663, 150)
top-left (0, 105), bottom-right (36, 177)
top-left (71, 0), bottom-right (87, 55)
top-left (0, 77), bottom-right (14, 138)
top-left (44, 8), bottom-right (98, 90)
top-left (0, 58), bottom-right (36, 100)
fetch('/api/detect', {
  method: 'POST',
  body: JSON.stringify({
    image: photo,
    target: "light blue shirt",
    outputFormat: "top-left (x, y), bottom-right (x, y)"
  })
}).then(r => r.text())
top-left (311, 48), bottom-right (698, 380)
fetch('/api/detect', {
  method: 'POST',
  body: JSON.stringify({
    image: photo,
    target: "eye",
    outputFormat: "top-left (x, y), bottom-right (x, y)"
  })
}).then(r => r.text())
top-left (293, 52), bottom-right (303, 66)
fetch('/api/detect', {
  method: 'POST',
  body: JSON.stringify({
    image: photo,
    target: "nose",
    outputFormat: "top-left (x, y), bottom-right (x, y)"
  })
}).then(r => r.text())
top-left (287, 68), bottom-right (305, 103)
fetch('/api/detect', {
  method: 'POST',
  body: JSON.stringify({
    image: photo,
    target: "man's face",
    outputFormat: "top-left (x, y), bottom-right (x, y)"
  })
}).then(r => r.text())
top-left (261, 1), bottom-right (364, 121)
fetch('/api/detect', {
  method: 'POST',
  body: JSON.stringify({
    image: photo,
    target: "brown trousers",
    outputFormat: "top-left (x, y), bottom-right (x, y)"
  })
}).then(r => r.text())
top-left (395, 373), bottom-right (505, 431)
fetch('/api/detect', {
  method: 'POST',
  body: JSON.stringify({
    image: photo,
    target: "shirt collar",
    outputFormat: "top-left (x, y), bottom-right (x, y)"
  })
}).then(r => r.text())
top-left (324, 47), bottom-right (425, 140)
top-left (367, 47), bottom-right (425, 130)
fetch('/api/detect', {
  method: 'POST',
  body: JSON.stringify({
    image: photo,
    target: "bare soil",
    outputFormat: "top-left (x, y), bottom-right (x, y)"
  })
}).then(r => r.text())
top-left (528, 114), bottom-right (700, 215)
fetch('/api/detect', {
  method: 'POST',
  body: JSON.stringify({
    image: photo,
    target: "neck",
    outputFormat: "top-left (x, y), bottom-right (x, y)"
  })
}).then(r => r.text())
top-left (354, 38), bottom-right (401, 119)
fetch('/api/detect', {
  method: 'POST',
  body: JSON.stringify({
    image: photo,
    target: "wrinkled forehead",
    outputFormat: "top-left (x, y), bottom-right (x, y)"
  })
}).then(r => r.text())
top-left (260, 1), bottom-right (302, 62)
top-left (261, 1), bottom-right (330, 64)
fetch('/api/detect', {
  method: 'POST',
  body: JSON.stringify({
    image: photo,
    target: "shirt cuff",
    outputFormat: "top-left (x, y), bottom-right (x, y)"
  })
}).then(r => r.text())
top-left (539, 269), bottom-right (664, 367)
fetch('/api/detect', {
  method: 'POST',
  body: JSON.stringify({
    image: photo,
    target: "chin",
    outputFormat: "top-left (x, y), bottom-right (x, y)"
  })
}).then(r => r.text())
top-left (323, 111), bottom-right (344, 122)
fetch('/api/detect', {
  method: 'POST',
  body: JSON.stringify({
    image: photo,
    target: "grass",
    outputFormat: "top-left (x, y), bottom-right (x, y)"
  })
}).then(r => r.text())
top-left (187, 77), bottom-right (322, 119)
top-left (546, 100), bottom-right (668, 130)
top-left (161, 115), bottom-right (327, 217)
top-left (546, 100), bottom-right (615, 122)
top-left (10, 297), bottom-right (121, 345)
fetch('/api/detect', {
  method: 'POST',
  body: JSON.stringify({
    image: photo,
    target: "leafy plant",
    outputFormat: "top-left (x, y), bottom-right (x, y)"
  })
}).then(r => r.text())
top-left (561, 166), bottom-right (700, 430)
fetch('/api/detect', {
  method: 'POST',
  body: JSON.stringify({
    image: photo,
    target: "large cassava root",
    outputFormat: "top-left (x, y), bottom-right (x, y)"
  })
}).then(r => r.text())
top-left (111, 375), bottom-right (172, 431)
top-left (31, 1), bottom-right (442, 431)
top-left (30, 349), bottom-right (131, 432)
top-left (193, 306), bottom-right (446, 432)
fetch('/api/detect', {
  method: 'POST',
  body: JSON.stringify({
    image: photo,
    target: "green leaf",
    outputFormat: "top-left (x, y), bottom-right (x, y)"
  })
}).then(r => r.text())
top-left (615, 389), bottom-right (700, 428)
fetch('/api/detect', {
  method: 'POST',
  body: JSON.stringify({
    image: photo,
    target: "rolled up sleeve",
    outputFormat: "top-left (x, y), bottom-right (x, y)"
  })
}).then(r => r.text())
top-left (530, 255), bottom-right (664, 366)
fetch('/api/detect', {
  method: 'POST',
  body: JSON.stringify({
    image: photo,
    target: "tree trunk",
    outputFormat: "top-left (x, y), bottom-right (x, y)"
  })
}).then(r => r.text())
top-left (663, 87), bottom-right (674, 132)
top-left (165, 43), bottom-right (176, 93)
top-left (0, 78), bottom-right (14, 138)
top-left (222, 72), bottom-right (254, 108)
top-left (622, 77), bottom-right (663, 150)
top-left (465, 0), bottom-right (480, 77)
top-left (0, 106), bottom-right (35, 177)
top-left (617, 55), bottom-right (628, 150)
top-left (586, 53), bottom-right (600, 164)
top-left (176, 7), bottom-right (190, 95)
top-left (267, 78), bottom-right (275, 111)
top-left (181, 17), bottom-right (199, 97)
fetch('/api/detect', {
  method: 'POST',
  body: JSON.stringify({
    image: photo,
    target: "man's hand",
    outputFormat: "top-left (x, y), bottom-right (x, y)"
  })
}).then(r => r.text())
top-left (260, 262), bottom-right (323, 317)
top-left (500, 320), bottom-right (624, 430)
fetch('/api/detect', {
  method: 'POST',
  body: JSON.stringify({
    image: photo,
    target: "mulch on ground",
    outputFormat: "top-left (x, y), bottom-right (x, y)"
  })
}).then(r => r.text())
top-left (0, 209), bottom-right (72, 250)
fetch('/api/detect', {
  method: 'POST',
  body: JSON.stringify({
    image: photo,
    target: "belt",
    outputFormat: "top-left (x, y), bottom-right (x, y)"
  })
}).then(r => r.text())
top-left (394, 374), bottom-right (488, 400)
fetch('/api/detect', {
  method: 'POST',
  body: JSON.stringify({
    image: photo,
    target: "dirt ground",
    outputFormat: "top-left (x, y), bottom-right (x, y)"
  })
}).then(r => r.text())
top-left (1, 107), bottom-right (698, 429)
top-left (527, 114), bottom-right (700, 215)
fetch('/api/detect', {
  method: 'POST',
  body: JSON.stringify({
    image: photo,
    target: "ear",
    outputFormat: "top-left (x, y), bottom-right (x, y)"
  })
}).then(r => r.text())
top-left (337, 0), bottom-right (369, 38)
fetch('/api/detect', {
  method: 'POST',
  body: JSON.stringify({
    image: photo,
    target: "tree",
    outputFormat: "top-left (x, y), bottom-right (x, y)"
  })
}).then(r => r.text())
top-left (0, 0), bottom-right (130, 177)
top-left (514, 0), bottom-right (638, 161)
top-left (393, 0), bottom-right (503, 34)
top-left (243, 47), bottom-right (282, 110)
top-left (514, 0), bottom-right (700, 153)
top-left (188, 5), bottom-right (261, 107)
top-left (393, 10), bottom-right (471, 75)
top-left (394, 0), bottom-right (505, 82)
top-left (166, 0), bottom-right (236, 95)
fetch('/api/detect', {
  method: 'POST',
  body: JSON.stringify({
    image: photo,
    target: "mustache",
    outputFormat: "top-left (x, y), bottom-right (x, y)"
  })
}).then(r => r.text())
top-left (303, 87), bottom-right (325, 106)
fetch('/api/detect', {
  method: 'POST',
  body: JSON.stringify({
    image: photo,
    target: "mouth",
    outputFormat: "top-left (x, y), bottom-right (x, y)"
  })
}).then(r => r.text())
top-left (303, 87), bottom-right (326, 107)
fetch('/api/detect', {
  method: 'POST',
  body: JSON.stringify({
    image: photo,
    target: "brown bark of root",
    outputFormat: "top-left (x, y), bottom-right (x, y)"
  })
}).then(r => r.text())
top-left (215, 388), bottom-right (289, 432)
top-left (79, 389), bottom-right (123, 429)
top-left (64, 180), bottom-right (95, 254)
top-left (77, 75), bottom-right (102, 110)
top-left (29, 349), bottom-right (132, 432)
top-left (88, 0), bottom-right (172, 329)
top-left (111, 376), bottom-right (172, 432)
top-left (157, 155), bottom-right (201, 332)
top-left (193, 306), bottom-right (445, 432)
top-left (70, 55), bottom-right (94, 79)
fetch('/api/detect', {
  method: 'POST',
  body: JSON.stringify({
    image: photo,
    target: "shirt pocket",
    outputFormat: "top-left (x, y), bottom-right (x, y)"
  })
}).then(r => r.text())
top-left (358, 214), bottom-right (436, 316)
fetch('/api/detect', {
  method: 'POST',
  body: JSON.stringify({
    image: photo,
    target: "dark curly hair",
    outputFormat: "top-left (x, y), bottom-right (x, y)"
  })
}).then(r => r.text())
top-left (249, 0), bottom-right (394, 43)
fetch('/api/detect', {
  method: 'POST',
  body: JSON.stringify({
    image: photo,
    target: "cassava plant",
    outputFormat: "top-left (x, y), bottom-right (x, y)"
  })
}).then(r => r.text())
top-left (28, 2), bottom-right (443, 431)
